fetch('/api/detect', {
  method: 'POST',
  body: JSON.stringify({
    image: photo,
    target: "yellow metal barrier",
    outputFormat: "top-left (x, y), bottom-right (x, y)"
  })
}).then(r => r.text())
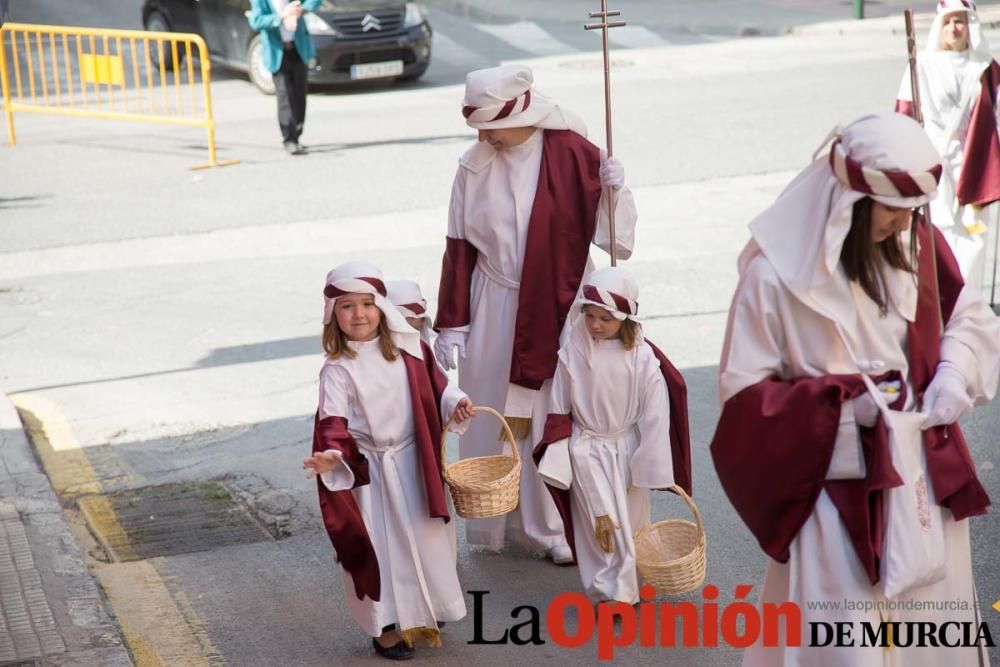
top-left (0, 22), bottom-right (238, 169)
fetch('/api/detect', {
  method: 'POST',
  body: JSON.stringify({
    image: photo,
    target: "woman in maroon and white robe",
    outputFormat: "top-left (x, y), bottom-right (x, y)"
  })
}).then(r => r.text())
top-left (712, 114), bottom-right (1000, 666)
top-left (433, 64), bottom-right (637, 560)
top-left (304, 261), bottom-right (472, 658)
top-left (897, 0), bottom-right (1000, 291)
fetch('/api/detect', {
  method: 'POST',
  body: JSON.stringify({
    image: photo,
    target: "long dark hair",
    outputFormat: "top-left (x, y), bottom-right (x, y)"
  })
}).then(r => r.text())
top-left (839, 197), bottom-right (917, 315)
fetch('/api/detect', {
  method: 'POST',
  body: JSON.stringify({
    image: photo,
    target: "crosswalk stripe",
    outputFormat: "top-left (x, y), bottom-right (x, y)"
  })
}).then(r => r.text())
top-left (606, 25), bottom-right (672, 49)
top-left (474, 21), bottom-right (579, 57)
top-left (432, 31), bottom-right (492, 68)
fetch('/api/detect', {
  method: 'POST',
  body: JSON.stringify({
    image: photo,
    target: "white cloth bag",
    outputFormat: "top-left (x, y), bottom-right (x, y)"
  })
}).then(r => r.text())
top-left (833, 322), bottom-right (948, 600)
top-left (877, 405), bottom-right (947, 600)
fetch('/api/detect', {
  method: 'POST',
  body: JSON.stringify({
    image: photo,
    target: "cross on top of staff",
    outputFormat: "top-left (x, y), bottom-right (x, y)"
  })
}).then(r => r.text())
top-left (584, 1), bottom-right (626, 33)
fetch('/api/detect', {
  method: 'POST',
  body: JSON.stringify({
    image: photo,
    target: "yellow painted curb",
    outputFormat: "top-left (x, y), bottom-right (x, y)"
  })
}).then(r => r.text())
top-left (11, 393), bottom-right (218, 666)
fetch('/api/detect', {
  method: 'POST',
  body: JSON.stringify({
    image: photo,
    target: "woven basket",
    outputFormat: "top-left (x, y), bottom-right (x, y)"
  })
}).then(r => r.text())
top-left (633, 484), bottom-right (706, 596)
top-left (440, 405), bottom-right (520, 519)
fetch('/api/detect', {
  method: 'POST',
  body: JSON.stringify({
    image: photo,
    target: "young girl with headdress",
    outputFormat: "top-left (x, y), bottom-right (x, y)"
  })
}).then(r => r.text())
top-left (532, 266), bottom-right (691, 605)
top-left (303, 261), bottom-right (473, 660)
top-left (712, 113), bottom-right (1000, 666)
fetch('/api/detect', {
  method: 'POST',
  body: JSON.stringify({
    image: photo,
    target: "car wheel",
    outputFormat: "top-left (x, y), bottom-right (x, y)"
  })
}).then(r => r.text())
top-left (247, 35), bottom-right (275, 95)
top-left (144, 11), bottom-right (180, 71)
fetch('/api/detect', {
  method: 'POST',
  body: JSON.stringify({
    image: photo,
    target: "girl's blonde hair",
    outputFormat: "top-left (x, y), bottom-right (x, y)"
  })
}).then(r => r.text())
top-left (323, 315), bottom-right (398, 361)
top-left (618, 319), bottom-right (640, 350)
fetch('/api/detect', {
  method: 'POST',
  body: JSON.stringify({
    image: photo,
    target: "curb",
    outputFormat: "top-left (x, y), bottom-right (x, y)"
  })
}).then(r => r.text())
top-left (0, 391), bottom-right (134, 666)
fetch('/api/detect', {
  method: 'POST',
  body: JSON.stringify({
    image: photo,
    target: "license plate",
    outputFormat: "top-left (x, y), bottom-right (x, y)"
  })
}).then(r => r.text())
top-left (350, 60), bottom-right (404, 80)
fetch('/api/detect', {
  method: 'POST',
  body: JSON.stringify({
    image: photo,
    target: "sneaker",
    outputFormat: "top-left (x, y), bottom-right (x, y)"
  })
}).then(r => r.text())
top-left (548, 545), bottom-right (575, 565)
top-left (283, 140), bottom-right (305, 155)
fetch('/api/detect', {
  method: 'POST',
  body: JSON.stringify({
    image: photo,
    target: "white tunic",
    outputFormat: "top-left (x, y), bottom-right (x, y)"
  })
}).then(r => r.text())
top-left (318, 339), bottom-right (467, 637)
top-left (721, 253), bottom-right (1000, 667)
top-left (538, 335), bottom-right (674, 604)
top-left (900, 50), bottom-right (1000, 290)
top-left (446, 128), bottom-right (638, 550)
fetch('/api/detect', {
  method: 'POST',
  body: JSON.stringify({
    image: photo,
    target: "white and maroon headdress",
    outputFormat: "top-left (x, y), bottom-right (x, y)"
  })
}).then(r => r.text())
top-left (461, 64), bottom-right (586, 134)
top-left (386, 279), bottom-right (433, 342)
top-left (322, 261), bottom-right (422, 358)
top-left (928, 0), bottom-right (990, 56)
top-left (741, 113), bottom-right (942, 334)
top-left (576, 266), bottom-right (641, 323)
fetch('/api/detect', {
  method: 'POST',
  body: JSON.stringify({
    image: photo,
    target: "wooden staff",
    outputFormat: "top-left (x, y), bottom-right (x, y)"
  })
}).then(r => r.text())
top-left (905, 9), bottom-right (945, 331)
top-left (585, 0), bottom-right (625, 266)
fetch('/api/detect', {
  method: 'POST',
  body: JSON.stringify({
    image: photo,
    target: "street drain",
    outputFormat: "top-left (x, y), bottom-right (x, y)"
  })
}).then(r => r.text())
top-left (77, 481), bottom-right (272, 562)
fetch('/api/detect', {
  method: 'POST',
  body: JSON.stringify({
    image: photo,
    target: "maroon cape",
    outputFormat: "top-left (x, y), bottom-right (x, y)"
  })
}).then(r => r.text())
top-left (896, 60), bottom-right (1000, 206)
top-left (710, 222), bottom-right (990, 584)
top-left (532, 339), bottom-right (693, 562)
top-left (434, 129), bottom-right (604, 390)
top-left (313, 340), bottom-right (452, 601)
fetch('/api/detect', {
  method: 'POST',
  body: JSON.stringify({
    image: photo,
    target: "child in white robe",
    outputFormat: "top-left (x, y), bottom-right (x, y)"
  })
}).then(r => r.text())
top-left (534, 267), bottom-right (683, 605)
top-left (303, 261), bottom-right (473, 660)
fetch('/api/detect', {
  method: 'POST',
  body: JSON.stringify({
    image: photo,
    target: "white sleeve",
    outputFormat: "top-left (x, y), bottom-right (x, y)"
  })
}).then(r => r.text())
top-left (629, 357), bottom-right (675, 489)
top-left (536, 357), bottom-right (573, 490)
top-left (440, 380), bottom-right (471, 435)
top-left (939, 283), bottom-right (1000, 404)
top-left (718, 254), bottom-right (788, 403)
top-left (318, 364), bottom-right (357, 491)
top-left (593, 186), bottom-right (636, 261)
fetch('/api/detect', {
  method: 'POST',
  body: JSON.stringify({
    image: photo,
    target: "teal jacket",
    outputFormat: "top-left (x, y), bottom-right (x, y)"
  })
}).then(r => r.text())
top-left (247, 0), bottom-right (322, 73)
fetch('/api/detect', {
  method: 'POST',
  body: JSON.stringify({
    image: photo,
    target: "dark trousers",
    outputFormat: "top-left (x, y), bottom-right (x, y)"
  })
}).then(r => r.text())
top-left (274, 46), bottom-right (307, 143)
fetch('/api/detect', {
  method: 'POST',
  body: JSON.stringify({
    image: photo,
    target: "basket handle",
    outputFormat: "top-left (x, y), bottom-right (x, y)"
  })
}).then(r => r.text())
top-left (662, 484), bottom-right (705, 544)
top-left (439, 405), bottom-right (521, 478)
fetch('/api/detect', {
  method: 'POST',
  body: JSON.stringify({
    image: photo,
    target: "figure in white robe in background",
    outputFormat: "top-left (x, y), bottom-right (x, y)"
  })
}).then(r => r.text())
top-left (534, 267), bottom-right (691, 605)
top-left (712, 114), bottom-right (1000, 667)
top-left (304, 261), bottom-right (472, 660)
top-left (434, 64), bottom-right (637, 562)
top-left (388, 279), bottom-right (434, 345)
top-left (897, 0), bottom-right (1000, 292)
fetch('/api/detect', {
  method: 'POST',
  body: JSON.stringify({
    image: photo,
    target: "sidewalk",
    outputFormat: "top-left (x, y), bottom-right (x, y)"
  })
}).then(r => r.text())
top-left (0, 392), bottom-right (132, 666)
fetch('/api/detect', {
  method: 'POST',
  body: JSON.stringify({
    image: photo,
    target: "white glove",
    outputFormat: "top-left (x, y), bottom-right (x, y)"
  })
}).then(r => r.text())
top-left (433, 329), bottom-right (467, 371)
top-left (920, 363), bottom-right (973, 429)
top-left (852, 389), bottom-right (900, 428)
top-left (599, 152), bottom-right (624, 191)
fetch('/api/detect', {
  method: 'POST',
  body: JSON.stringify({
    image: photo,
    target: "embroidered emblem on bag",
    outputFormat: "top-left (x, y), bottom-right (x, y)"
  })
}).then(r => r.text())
top-left (915, 474), bottom-right (931, 530)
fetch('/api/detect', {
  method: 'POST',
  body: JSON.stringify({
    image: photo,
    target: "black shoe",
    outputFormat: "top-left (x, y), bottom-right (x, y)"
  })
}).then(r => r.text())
top-left (372, 637), bottom-right (414, 661)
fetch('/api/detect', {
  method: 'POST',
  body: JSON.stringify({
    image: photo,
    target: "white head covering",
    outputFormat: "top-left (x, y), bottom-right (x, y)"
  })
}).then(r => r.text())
top-left (565, 266), bottom-right (643, 369)
top-left (576, 266), bottom-right (641, 322)
top-left (742, 113), bottom-right (942, 337)
top-left (386, 279), bottom-right (432, 341)
top-left (927, 0), bottom-right (992, 59)
top-left (322, 261), bottom-right (423, 359)
top-left (462, 64), bottom-right (587, 136)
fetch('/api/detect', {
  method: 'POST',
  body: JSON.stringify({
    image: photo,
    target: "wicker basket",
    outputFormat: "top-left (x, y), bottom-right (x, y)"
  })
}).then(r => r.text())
top-left (440, 405), bottom-right (520, 519)
top-left (633, 484), bottom-right (706, 596)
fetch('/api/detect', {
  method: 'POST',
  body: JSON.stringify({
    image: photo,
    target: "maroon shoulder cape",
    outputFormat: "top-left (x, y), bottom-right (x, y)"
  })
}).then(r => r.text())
top-left (314, 340), bottom-right (452, 601)
top-left (434, 130), bottom-right (604, 390)
top-left (896, 60), bottom-right (1000, 206)
top-left (532, 338), bottom-right (692, 561)
top-left (710, 222), bottom-right (990, 584)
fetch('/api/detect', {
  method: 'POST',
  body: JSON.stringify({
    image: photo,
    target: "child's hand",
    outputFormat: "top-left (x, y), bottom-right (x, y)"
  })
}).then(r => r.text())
top-left (303, 451), bottom-right (340, 478)
top-left (451, 398), bottom-right (474, 425)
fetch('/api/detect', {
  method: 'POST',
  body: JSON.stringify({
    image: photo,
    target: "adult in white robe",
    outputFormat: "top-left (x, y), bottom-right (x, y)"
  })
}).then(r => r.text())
top-left (434, 64), bottom-right (637, 558)
top-left (712, 114), bottom-right (1000, 666)
top-left (534, 267), bottom-right (681, 605)
top-left (307, 262), bottom-right (470, 654)
top-left (897, 0), bottom-right (1000, 292)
